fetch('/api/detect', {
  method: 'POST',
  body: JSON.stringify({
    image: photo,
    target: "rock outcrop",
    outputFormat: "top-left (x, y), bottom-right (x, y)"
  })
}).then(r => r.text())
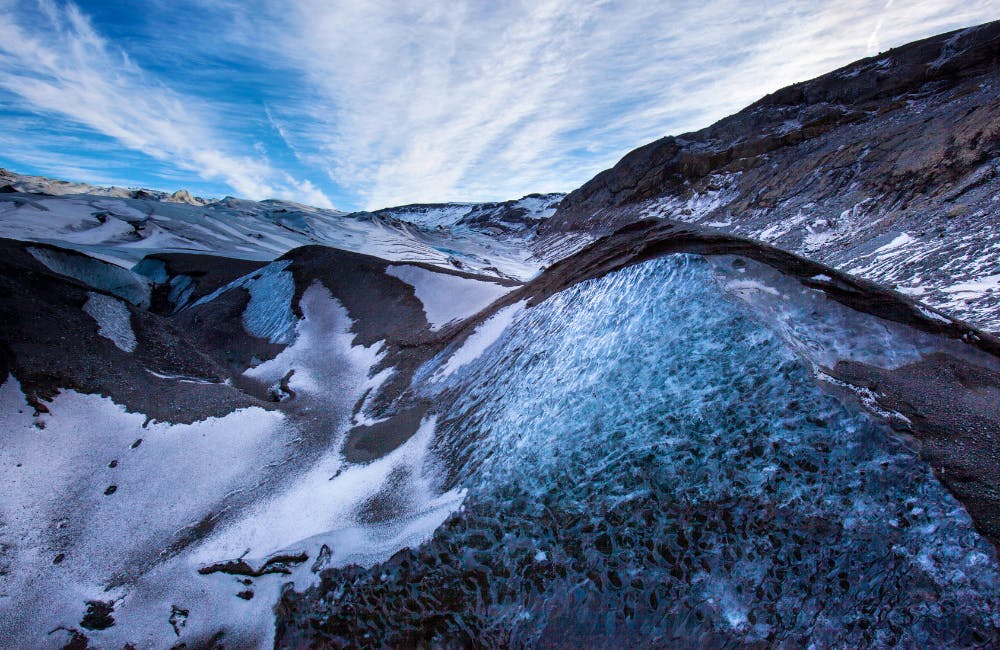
top-left (545, 20), bottom-right (1000, 331)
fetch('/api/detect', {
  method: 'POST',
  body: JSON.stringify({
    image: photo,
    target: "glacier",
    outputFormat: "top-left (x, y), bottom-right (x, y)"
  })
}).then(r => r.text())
top-left (276, 255), bottom-right (1000, 647)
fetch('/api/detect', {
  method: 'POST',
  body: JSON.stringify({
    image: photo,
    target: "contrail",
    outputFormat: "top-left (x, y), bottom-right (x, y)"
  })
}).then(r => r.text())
top-left (867, 0), bottom-right (897, 54)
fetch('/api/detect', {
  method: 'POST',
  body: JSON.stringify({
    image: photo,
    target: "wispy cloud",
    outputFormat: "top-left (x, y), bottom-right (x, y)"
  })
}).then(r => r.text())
top-left (256, 0), bottom-right (998, 209)
top-left (0, 0), bottom-right (996, 210)
top-left (0, 0), bottom-right (333, 207)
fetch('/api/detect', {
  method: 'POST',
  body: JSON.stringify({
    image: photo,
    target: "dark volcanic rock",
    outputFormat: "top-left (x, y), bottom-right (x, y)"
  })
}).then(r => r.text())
top-left (342, 402), bottom-right (430, 463)
top-left (0, 238), bottom-right (264, 422)
top-left (503, 220), bottom-right (1000, 359)
top-left (198, 551), bottom-right (308, 577)
top-left (829, 352), bottom-right (1000, 543)
top-left (134, 252), bottom-right (267, 314)
top-left (544, 20), bottom-right (1000, 332)
top-left (79, 600), bottom-right (114, 630)
top-left (549, 21), bottom-right (1000, 232)
top-left (280, 245), bottom-right (518, 419)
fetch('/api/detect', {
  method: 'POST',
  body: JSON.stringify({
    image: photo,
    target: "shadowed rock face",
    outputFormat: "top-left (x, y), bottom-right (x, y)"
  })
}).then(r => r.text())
top-left (829, 353), bottom-right (1000, 542)
top-left (0, 238), bottom-right (261, 423)
top-left (545, 20), bottom-right (1000, 331)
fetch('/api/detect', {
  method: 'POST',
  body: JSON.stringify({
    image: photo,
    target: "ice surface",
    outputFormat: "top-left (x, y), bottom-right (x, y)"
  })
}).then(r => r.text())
top-left (82, 292), bottom-right (137, 352)
top-left (708, 256), bottom-right (960, 372)
top-left (385, 264), bottom-right (512, 330)
top-left (28, 246), bottom-right (151, 308)
top-left (192, 260), bottom-right (296, 344)
top-left (242, 263), bottom-right (297, 344)
top-left (301, 255), bottom-right (1000, 646)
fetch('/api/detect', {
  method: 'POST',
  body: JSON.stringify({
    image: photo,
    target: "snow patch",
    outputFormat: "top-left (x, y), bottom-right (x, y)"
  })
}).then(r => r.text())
top-left (725, 279), bottom-right (782, 297)
top-left (386, 264), bottom-right (513, 330)
top-left (435, 301), bottom-right (527, 379)
top-left (941, 273), bottom-right (1000, 296)
top-left (916, 305), bottom-right (953, 324)
top-left (83, 292), bottom-right (137, 352)
top-left (244, 282), bottom-right (384, 399)
top-left (872, 232), bottom-right (915, 256)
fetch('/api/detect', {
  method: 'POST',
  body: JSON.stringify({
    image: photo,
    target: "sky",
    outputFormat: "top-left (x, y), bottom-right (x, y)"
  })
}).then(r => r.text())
top-left (0, 1), bottom-right (997, 211)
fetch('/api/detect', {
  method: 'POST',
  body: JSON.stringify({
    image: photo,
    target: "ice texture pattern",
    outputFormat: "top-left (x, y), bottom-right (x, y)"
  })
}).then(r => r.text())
top-left (283, 256), bottom-right (1000, 648)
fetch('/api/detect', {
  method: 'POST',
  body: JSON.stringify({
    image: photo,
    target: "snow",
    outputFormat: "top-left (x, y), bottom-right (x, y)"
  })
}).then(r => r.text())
top-left (756, 210), bottom-right (808, 242)
top-left (0, 283), bottom-right (467, 648)
top-left (0, 184), bottom-right (550, 281)
top-left (195, 414), bottom-right (463, 566)
top-left (384, 204), bottom-right (473, 228)
top-left (724, 279), bottom-right (782, 297)
top-left (243, 281), bottom-right (384, 400)
top-left (815, 369), bottom-right (913, 425)
top-left (435, 300), bottom-right (527, 379)
top-left (639, 173), bottom-right (740, 224)
top-left (941, 273), bottom-right (1000, 295)
top-left (917, 305), bottom-right (953, 324)
top-left (82, 292), bottom-right (137, 352)
top-left (385, 264), bottom-right (513, 330)
top-left (0, 376), bottom-right (287, 648)
top-left (872, 232), bottom-right (915, 256)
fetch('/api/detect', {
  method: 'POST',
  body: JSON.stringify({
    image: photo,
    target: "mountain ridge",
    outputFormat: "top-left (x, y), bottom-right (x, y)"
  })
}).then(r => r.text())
top-left (544, 19), bottom-right (1000, 332)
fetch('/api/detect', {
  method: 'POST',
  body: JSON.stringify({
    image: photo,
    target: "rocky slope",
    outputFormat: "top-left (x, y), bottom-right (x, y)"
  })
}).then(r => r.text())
top-left (545, 20), bottom-right (1000, 332)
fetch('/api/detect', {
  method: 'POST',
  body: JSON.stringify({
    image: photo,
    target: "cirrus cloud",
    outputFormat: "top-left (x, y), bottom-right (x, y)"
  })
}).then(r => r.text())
top-left (0, 0), bottom-right (997, 210)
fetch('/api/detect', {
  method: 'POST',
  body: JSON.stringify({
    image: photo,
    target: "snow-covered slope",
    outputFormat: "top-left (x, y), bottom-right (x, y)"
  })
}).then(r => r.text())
top-left (0, 235), bottom-right (516, 648)
top-left (369, 193), bottom-right (562, 230)
top-left (0, 168), bottom-right (562, 281)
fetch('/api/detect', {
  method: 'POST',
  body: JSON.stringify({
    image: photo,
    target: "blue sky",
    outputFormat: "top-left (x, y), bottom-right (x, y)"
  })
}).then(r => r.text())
top-left (0, 1), bottom-right (997, 211)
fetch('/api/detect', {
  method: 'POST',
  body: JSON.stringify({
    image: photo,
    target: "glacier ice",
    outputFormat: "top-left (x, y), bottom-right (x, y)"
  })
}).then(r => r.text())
top-left (192, 260), bottom-right (297, 344)
top-left (28, 246), bottom-right (151, 308)
top-left (283, 255), bottom-right (1000, 647)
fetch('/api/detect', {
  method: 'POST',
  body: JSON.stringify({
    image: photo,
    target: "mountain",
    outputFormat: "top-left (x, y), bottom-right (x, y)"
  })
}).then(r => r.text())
top-left (545, 21), bottom-right (1000, 333)
top-left (2, 21), bottom-right (1000, 650)
top-left (0, 168), bottom-right (563, 281)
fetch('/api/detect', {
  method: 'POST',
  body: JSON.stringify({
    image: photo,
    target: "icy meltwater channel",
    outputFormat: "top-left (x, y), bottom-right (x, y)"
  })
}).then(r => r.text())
top-left (281, 256), bottom-right (1000, 647)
